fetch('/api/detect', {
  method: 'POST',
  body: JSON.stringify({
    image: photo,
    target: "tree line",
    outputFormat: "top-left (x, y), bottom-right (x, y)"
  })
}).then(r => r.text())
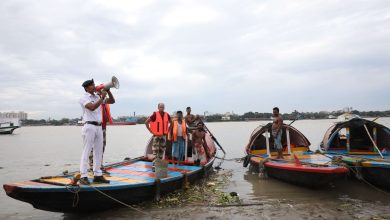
top-left (19, 110), bottom-right (390, 125)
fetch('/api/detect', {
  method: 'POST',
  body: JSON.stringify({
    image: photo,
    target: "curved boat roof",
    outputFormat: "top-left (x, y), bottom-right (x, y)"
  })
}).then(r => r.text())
top-left (245, 123), bottom-right (311, 153)
top-left (321, 117), bottom-right (390, 151)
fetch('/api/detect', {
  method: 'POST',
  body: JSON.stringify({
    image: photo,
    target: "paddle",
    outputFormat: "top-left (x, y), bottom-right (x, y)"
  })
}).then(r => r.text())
top-left (199, 120), bottom-right (226, 168)
top-left (288, 113), bottom-right (301, 126)
top-left (201, 120), bottom-right (226, 155)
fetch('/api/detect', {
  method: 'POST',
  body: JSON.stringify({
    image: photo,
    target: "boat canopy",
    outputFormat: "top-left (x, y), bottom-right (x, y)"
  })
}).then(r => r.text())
top-left (321, 118), bottom-right (390, 151)
top-left (245, 123), bottom-right (311, 154)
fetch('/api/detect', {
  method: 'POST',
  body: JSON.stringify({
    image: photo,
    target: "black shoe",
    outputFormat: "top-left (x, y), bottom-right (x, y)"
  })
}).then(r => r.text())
top-left (79, 177), bottom-right (90, 185)
top-left (93, 176), bottom-right (110, 184)
top-left (102, 168), bottom-right (110, 175)
top-left (152, 166), bottom-right (155, 172)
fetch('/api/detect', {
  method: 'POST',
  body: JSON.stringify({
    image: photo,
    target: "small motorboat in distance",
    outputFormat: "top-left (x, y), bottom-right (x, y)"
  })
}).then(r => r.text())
top-left (321, 115), bottom-right (390, 189)
top-left (244, 123), bottom-right (348, 187)
top-left (0, 122), bottom-right (20, 134)
top-left (3, 131), bottom-right (217, 212)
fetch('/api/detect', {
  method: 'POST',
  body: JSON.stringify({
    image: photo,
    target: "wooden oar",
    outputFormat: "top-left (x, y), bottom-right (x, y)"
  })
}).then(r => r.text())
top-left (201, 120), bottom-right (226, 156)
top-left (200, 120), bottom-right (226, 169)
top-left (363, 124), bottom-right (384, 159)
top-left (288, 118), bottom-right (297, 126)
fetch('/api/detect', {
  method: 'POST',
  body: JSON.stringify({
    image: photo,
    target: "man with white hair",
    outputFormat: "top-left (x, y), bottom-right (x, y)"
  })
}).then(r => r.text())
top-left (145, 103), bottom-right (172, 171)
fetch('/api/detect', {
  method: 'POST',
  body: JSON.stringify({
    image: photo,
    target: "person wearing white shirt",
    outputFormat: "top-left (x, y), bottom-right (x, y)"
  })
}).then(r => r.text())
top-left (78, 79), bottom-right (115, 185)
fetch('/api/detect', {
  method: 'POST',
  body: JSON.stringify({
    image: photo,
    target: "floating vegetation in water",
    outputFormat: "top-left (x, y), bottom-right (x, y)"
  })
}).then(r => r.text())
top-left (138, 169), bottom-right (240, 209)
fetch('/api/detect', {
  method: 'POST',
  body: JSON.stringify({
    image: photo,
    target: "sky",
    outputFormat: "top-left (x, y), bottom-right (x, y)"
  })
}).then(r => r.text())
top-left (0, 0), bottom-right (390, 119)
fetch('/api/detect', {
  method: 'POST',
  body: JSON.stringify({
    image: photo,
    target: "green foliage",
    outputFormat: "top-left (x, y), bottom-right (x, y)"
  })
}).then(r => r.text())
top-left (137, 170), bottom-right (240, 209)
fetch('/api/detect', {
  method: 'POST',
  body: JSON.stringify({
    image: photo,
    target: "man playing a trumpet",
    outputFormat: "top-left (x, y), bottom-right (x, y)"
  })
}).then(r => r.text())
top-left (78, 79), bottom-right (115, 185)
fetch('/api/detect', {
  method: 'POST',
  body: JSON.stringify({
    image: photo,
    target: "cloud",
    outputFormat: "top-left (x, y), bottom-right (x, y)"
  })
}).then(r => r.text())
top-left (0, 0), bottom-right (389, 119)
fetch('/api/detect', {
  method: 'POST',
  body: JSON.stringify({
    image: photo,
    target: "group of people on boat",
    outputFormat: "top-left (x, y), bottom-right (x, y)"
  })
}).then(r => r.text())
top-left (145, 104), bottom-right (210, 170)
top-left (78, 79), bottom-right (211, 185)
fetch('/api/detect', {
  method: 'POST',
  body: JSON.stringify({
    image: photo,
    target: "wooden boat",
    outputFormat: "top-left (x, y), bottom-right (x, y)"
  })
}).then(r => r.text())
top-left (244, 123), bottom-right (348, 187)
top-left (0, 122), bottom-right (20, 134)
top-left (3, 133), bottom-right (217, 213)
top-left (321, 116), bottom-right (390, 189)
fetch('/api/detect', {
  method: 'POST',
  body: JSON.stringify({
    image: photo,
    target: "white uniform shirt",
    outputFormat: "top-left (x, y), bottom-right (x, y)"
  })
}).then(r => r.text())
top-left (79, 92), bottom-right (102, 122)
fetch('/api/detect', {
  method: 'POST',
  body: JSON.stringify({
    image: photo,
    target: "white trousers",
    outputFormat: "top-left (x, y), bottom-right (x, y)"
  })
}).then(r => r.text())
top-left (80, 124), bottom-right (103, 178)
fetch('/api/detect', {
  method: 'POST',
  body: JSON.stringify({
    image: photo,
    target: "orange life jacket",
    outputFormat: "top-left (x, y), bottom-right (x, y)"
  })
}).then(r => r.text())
top-left (150, 111), bottom-right (169, 136)
top-left (169, 119), bottom-right (187, 141)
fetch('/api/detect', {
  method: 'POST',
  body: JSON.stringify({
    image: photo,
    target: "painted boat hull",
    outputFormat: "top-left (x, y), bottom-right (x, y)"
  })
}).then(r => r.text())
top-left (326, 152), bottom-right (390, 190)
top-left (3, 158), bottom-right (215, 213)
top-left (359, 166), bottom-right (390, 189)
top-left (261, 164), bottom-right (346, 187)
top-left (249, 155), bottom-right (348, 188)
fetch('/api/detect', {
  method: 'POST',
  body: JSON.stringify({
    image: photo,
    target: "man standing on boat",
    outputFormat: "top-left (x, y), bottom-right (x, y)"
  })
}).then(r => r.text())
top-left (145, 103), bottom-right (172, 171)
top-left (169, 111), bottom-right (187, 165)
top-left (184, 107), bottom-right (196, 158)
top-left (272, 107), bottom-right (284, 159)
top-left (185, 107), bottom-right (196, 128)
top-left (79, 79), bottom-right (115, 185)
top-left (192, 122), bottom-right (209, 165)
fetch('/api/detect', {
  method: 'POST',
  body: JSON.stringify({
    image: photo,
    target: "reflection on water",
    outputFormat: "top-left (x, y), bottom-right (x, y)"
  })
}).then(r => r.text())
top-left (1, 118), bottom-right (390, 219)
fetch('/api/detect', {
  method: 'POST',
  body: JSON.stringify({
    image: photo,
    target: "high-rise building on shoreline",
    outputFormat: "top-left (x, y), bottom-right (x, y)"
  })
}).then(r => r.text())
top-left (0, 111), bottom-right (28, 120)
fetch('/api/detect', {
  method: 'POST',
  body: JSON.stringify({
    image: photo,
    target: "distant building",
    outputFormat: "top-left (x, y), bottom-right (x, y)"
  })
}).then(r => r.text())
top-left (0, 111), bottom-right (28, 120)
top-left (221, 112), bottom-right (231, 121)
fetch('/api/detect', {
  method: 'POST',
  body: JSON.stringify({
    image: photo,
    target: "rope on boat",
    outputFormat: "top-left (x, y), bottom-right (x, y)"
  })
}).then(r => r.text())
top-left (154, 178), bottom-right (161, 202)
top-left (90, 185), bottom-right (148, 215)
top-left (214, 149), bottom-right (226, 169)
top-left (202, 165), bottom-right (207, 178)
top-left (182, 172), bottom-right (189, 189)
top-left (347, 165), bottom-right (390, 197)
top-left (65, 180), bottom-right (147, 214)
top-left (324, 154), bottom-right (390, 196)
top-left (65, 184), bottom-right (80, 208)
top-left (258, 158), bottom-right (270, 179)
top-left (215, 156), bottom-right (244, 162)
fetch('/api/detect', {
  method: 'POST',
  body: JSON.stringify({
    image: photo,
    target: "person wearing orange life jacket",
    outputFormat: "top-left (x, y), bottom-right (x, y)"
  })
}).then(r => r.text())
top-left (169, 111), bottom-right (187, 165)
top-left (145, 103), bottom-right (172, 171)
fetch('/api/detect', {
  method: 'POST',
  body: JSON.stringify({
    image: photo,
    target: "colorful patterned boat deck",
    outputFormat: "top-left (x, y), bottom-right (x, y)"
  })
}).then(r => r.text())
top-left (4, 160), bottom-right (202, 193)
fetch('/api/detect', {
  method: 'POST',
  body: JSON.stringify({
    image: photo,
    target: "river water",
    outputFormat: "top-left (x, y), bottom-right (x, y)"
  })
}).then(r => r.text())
top-left (1, 119), bottom-right (390, 219)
